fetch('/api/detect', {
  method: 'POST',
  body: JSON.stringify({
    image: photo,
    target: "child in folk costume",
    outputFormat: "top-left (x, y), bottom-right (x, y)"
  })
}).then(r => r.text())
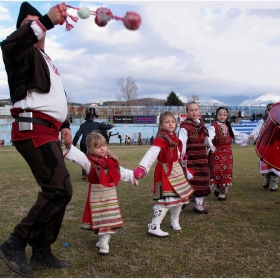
top-left (133, 111), bottom-right (194, 238)
top-left (178, 102), bottom-right (210, 214)
top-left (249, 103), bottom-right (280, 191)
top-left (63, 132), bottom-right (137, 255)
top-left (207, 107), bottom-right (249, 201)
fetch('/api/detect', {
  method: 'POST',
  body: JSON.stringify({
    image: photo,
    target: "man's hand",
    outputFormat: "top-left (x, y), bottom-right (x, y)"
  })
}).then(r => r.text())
top-left (47, 2), bottom-right (66, 25)
top-left (61, 128), bottom-right (72, 148)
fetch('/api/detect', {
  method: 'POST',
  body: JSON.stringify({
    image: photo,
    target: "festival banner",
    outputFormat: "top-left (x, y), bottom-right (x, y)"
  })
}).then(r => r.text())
top-left (133, 116), bottom-right (156, 124)
top-left (113, 116), bottom-right (134, 123)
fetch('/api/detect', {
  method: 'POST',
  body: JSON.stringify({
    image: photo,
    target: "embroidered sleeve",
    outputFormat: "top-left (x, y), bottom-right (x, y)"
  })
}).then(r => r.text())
top-left (250, 119), bottom-right (263, 140)
top-left (120, 167), bottom-right (138, 185)
top-left (31, 20), bottom-right (46, 40)
top-left (205, 125), bottom-right (215, 151)
top-left (178, 127), bottom-right (188, 155)
top-left (232, 128), bottom-right (250, 146)
top-left (138, 145), bottom-right (161, 174)
top-left (63, 145), bottom-right (91, 174)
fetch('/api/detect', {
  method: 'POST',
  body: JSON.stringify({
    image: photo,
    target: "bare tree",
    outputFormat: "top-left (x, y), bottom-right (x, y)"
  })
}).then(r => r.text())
top-left (187, 94), bottom-right (199, 103)
top-left (116, 76), bottom-right (138, 106)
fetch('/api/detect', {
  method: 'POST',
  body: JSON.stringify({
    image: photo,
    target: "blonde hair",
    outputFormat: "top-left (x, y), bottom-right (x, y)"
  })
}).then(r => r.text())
top-left (186, 101), bottom-right (200, 112)
top-left (157, 111), bottom-right (177, 135)
top-left (86, 132), bottom-right (108, 155)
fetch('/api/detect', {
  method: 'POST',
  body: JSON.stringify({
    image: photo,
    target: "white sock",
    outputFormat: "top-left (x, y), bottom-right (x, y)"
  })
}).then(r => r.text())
top-left (195, 197), bottom-right (204, 210)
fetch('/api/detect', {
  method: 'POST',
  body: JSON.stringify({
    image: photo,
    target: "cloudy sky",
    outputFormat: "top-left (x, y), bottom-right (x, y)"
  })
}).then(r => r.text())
top-left (0, 0), bottom-right (280, 105)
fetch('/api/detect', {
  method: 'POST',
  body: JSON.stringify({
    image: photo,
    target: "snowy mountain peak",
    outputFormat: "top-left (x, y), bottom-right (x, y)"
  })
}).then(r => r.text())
top-left (197, 97), bottom-right (228, 106)
top-left (240, 92), bottom-right (280, 106)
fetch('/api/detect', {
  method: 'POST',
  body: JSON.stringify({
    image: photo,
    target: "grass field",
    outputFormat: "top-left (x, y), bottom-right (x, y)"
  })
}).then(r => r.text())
top-left (1, 143), bottom-right (280, 278)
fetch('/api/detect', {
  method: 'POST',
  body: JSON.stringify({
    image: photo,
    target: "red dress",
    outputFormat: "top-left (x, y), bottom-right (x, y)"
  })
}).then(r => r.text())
top-left (209, 121), bottom-right (233, 188)
top-left (81, 154), bottom-right (123, 235)
top-left (180, 118), bottom-right (211, 197)
top-left (152, 131), bottom-right (194, 202)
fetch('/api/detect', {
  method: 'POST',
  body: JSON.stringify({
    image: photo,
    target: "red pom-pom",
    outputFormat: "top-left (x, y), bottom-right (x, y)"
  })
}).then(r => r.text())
top-left (123, 11), bottom-right (141, 30)
top-left (95, 7), bottom-right (112, 27)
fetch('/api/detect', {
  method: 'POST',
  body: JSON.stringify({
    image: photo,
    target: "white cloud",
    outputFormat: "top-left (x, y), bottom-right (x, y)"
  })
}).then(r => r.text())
top-left (0, 1), bottom-right (280, 104)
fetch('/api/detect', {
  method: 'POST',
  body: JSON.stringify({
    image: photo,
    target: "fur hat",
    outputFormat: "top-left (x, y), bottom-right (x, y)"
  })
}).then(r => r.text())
top-left (16, 2), bottom-right (42, 29)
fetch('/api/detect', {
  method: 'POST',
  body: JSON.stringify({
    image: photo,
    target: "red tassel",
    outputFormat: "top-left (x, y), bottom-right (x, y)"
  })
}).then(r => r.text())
top-left (68, 14), bottom-right (79, 23)
top-left (65, 21), bottom-right (74, 31)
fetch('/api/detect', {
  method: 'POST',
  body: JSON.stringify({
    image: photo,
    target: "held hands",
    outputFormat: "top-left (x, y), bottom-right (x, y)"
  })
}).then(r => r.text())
top-left (181, 154), bottom-right (188, 168)
top-left (133, 166), bottom-right (146, 179)
top-left (64, 135), bottom-right (72, 149)
top-left (210, 145), bottom-right (216, 153)
top-left (186, 168), bottom-right (194, 180)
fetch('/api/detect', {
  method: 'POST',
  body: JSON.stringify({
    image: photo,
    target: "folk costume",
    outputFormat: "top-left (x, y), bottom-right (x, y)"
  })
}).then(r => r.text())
top-left (64, 145), bottom-right (137, 254)
top-left (135, 130), bottom-right (194, 237)
top-left (250, 119), bottom-right (280, 191)
top-left (207, 120), bottom-right (249, 200)
top-left (178, 118), bottom-right (210, 214)
top-left (0, 2), bottom-right (72, 276)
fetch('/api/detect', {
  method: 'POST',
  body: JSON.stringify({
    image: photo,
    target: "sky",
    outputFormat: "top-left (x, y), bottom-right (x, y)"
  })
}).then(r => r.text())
top-left (0, 0), bottom-right (280, 105)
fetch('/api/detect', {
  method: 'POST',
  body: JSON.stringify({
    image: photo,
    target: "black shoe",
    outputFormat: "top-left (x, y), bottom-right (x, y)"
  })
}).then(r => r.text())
top-left (30, 247), bottom-right (71, 270)
top-left (193, 207), bottom-right (208, 215)
top-left (214, 190), bottom-right (219, 197)
top-left (0, 234), bottom-right (34, 278)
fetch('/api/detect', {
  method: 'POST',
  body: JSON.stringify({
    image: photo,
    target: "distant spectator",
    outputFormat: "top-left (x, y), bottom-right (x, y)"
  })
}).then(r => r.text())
top-left (238, 110), bottom-right (241, 118)
top-left (125, 135), bottom-right (131, 146)
top-left (73, 107), bottom-right (113, 179)
top-left (118, 134), bottom-right (123, 145)
top-left (150, 135), bottom-right (154, 145)
top-left (138, 132), bottom-right (142, 145)
top-left (232, 115), bottom-right (236, 123)
top-left (108, 131), bottom-right (119, 144)
top-left (252, 113), bottom-right (256, 121)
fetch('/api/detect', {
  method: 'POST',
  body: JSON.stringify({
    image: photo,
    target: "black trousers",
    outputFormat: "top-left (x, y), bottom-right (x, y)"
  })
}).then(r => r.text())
top-left (13, 139), bottom-right (73, 248)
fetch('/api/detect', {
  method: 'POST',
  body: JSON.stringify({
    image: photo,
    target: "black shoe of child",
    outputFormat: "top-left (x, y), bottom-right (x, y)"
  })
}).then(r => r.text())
top-left (193, 207), bottom-right (208, 215)
top-left (214, 190), bottom-right (219, 197)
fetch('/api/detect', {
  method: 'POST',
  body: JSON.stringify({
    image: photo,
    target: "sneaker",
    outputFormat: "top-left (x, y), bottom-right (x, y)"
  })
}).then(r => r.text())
top-left (271, 185), bottom-right (278, 192)
top-left (262, 184), bottom-right (269, 189)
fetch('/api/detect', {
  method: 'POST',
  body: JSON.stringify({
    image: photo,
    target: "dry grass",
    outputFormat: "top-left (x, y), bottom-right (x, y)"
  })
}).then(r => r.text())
top-left (1, 144), bottom-right (280, 278)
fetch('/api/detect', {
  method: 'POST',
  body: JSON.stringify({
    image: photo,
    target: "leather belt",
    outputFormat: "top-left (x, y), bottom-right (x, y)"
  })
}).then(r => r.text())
top-left (15, 117), bottom-right (53, 128)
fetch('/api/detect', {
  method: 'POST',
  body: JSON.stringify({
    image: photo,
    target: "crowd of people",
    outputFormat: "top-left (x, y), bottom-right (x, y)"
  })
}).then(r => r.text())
top-left (0, 1), bottom-right (278, 277)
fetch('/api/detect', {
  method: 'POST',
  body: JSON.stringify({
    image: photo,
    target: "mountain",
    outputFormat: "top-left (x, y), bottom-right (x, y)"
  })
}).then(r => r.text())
top-left (240, 92), bottom-right (280, 106)
top-left (210, 95), bottom-right (258, 106)
top-left (197, 97), bottom-right (228, 106)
